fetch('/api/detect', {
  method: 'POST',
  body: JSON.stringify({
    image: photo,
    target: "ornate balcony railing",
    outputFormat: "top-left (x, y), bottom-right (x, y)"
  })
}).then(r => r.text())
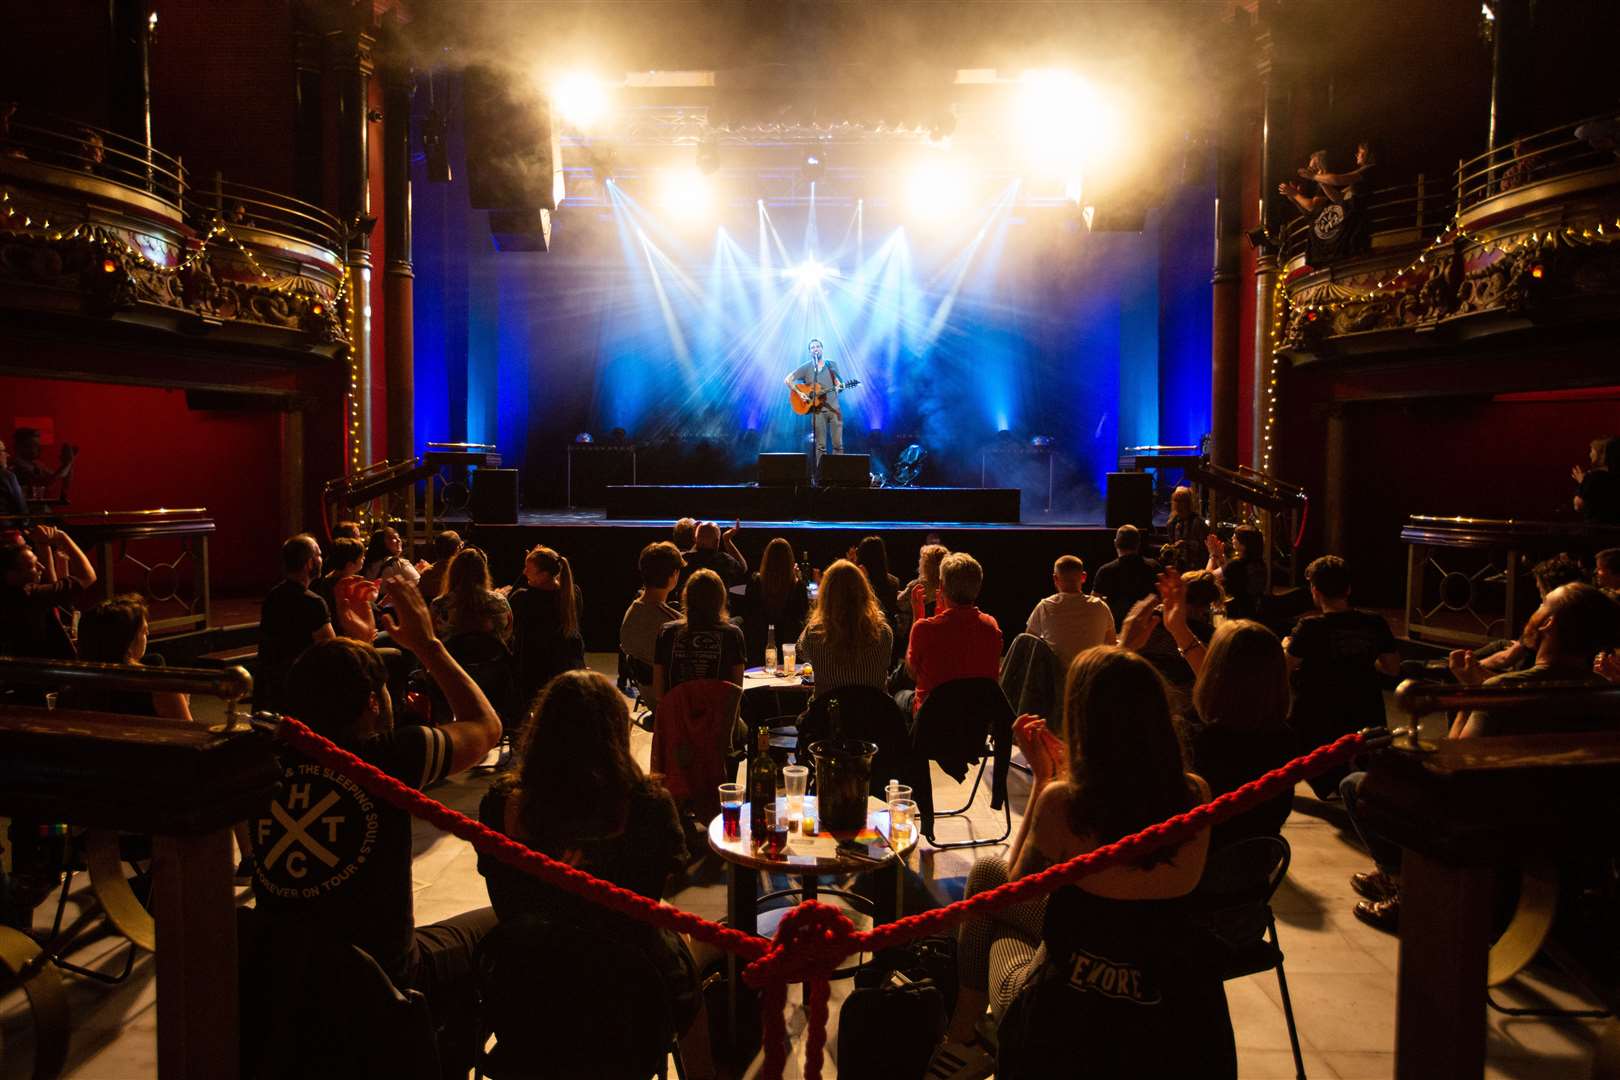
top-left (1, 108), bottom-right (187, 210)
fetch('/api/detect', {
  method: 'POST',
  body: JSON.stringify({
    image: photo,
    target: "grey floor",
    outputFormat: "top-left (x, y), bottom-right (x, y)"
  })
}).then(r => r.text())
top-left (1, 656), bottom-right (1610, 1079)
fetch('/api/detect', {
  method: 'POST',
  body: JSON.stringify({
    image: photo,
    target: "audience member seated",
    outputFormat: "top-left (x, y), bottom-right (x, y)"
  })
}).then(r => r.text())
top-left (0, 525), bottom-right (95, 665)
top-left (896, 541), bottom-right (950, 657)
top-left (1190, 621), bottom-right (1297, 849)
top-left (856, 535), bottom-right (903, 658)
top-left (59, 595), bottom-right (193, 721)
top-left (926, 649), bottom-right (1227, 1080)
top-left (1461, 554), bottom-right (1588, 678)
top-left (902, 552), bottom-right (1002, 718)
top-left (255, 534), bottom-right (335, 713)
top-left (363, 525), bottom-right (426, 586)
top-left (476, 670), bottom-right (713, 1075)
top-left (331, 520), bottom-right (364, 542)
top-left (1206, 525), bottom-right (1266, 622)
top-left (797, 558), bottom-right (894, 699)
top-left (1573, 436), bottom-right (1620, 525)
top-left (10, 428), bottom-right (76, 503)
top-left (314, 537), bottom-right (365, 616)
top-left (0, 437), bottom-right (28, 518)
top-left (417, 530), bottom-right (463, 600)
top-left (1092, 525), bottom-right (1161, 629)
top-left (620, 541), bottom-right (684, 707)
top-left (1126, 570), bottom-right (1222, 699)
top-left (654, 568), bottom-right (746, 700)
top-left (672, 516), bottom-right (697, 553)
top-left (1166, 486), bottom-right (1210, 570)
top-left (1024, 555), bottom-right (1116, 668)
top-left (1596, 547), bottom-right (1620, 595)
top-left (1343, 582), bottom-right (1620, 932)
top-left (741, 537), bottom-right (809, 666)
top-left (250, 578), bottom-right (500, 1076)
top-left (430, 547), bottom-right (513, 646)
top-left (677, 519), bottom-right (750, 593)
top-left (508, 545), bottom-right (585, 701)
top-left (1284, 556), bottom-right (1399, 800)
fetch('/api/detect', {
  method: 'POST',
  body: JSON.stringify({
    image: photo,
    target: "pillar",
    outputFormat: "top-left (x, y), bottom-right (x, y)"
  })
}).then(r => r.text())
top-left (108, 0), bottom-right (152, 180)
top-left (1252, 32), bottom-right (1288, 474)
top-left (1211, 133), bottom-right (1242, 474)
top-left (292, 25), bottom-right (325, 210)
top-left (1487, 0), bottom-right (1534, 153)
top-left (329, 28), bottom-right (377, 470)
top-left (382, 52), bottom-right (416, 468)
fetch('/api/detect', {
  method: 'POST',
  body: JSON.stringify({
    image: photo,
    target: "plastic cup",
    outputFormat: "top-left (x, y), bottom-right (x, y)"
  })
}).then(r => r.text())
top-left (760, 801), bottom-right (789, 856)
top-left (888, 798), bottom-right (917, 849)
top-left (781, 643), bottom-right (796, 676)
top-left (782, 765), bottom-right (809, 829)
top-left (718, 782), bottom-right (744, 842)
top-left (884, 782), bottom-right (912, 805)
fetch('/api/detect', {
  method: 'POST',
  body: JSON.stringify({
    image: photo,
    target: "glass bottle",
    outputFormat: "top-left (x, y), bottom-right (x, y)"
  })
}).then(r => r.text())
top-left (764, 624), bottom-right (778, 675)
top-left (749, 725), bottom-right (775, 839)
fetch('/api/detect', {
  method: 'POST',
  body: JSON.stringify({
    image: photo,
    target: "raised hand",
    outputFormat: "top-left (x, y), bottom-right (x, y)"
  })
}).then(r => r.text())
top-left (334, 576), bottom-right (379, 643)
top-left (1447, 648), bottom-right (1487, 686)
top-left (1013, 714), bottom-right (1066, 785)
top-left (378, 576), bottom-right (437, 655)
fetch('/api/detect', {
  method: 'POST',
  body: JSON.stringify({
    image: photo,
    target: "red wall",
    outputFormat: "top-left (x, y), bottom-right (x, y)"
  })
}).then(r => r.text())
top-left (1, 375), bottom-right (283, 592)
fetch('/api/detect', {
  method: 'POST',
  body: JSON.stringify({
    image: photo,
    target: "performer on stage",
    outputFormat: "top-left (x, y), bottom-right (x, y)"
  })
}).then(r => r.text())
top-left (784, 338), bottom-right (844, 469)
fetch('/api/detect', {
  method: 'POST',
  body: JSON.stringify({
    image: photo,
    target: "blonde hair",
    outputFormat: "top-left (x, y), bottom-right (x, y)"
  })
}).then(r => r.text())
top-left (939, 552), bottom-right (984, 605)
top-left (680, 569), bottom-right (728, 629)
top-left (806, 559), bottom-right (886, 650)
top-left (1193, 620), bottom-right (1290, 732)
top-left (918, 544), bottom-right (949, 588)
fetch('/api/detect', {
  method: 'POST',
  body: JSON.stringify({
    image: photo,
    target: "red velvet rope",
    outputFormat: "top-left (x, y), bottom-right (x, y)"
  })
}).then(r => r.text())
top-left (272, 717), bottom-right (1372, 1080)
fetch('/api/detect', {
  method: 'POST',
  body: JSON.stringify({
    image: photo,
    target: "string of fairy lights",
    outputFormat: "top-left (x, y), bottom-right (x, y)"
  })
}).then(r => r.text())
top-left (2, 186), bottom-right (366, 476)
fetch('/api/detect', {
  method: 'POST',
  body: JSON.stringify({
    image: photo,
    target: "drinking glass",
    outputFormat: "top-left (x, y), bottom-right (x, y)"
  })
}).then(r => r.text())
top-left (888, 798), bottom-right (917, 850)
top-left (760, 800), bottom-right (790, 856)
top-left (884, 782), bottom-right (912, 806)
top-left (718, 782), bottom-right (744, 842)
top-left (782, 765), bottom-right (809, 830)
top-left (781, 643), bottom-right (796, 676)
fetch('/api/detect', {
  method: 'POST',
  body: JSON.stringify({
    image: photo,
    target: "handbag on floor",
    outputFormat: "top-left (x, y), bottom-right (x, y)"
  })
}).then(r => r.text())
top-left (836, 967), bottom-right (947, 1080)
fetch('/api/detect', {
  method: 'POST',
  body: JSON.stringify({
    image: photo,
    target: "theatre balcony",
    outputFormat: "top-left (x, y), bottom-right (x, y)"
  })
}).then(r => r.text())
top-left (1276, 112), bottom-right (1620, 366)
top-left (0, 108), bottom-right (349, 369)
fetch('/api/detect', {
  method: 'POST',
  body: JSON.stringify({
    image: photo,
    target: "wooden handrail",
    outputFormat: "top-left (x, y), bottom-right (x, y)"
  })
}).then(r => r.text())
top-left (0, 657), bottom-right (251, 729)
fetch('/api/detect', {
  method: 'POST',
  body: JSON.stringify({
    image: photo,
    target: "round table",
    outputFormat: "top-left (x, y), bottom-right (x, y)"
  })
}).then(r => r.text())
top-left (707, 795), bottom-right (916, 1052)
top-left (741, 666), bottom-right (812, 727)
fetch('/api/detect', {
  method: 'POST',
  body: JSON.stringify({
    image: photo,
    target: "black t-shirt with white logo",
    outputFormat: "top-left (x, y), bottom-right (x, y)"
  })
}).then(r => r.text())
top-left (654, 621), bottom-right (745, 693)
top-left (251, 724), bottom-right (453, 982)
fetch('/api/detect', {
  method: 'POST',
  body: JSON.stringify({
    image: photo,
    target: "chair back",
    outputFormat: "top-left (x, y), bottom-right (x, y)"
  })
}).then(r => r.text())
top-left (476, 912), bottom-right (675, 1080)
top-left (800, 684), bottom-right (914, 797)
top-left (1189, 835), bottom-right (1291, 960)
top-left (238, 911), bottom-right (439, 1080)
top-left (444, 630), bottom-right (524, 726)
top-left (651, 678), bottom-right (743, 819)
top-left (999, 633), bottom-right (1063, 721)
top-left (914, 677), bottom-right (1014, 756)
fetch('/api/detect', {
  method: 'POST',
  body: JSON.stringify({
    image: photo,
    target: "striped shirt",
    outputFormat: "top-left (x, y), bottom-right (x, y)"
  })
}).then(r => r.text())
top-left (797, 621), bottom-right (894, 697)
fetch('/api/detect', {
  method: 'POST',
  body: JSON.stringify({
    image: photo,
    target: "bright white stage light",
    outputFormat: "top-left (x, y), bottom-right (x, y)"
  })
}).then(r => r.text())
top-left (1014, 69), bottom-right (1122, 173)
top-left (659, 168), bottom-right (712, 214)
top-left (905, 162), bottom-right (970, 218)
top-left (551, 71), bottom-right (611, 129)
top-left (786, 260), bottom-right (836, 287)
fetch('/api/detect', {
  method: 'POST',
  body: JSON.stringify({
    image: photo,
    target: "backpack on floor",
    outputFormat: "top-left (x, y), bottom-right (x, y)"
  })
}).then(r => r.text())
top-left (836, 942), bottom-right (952, 1080)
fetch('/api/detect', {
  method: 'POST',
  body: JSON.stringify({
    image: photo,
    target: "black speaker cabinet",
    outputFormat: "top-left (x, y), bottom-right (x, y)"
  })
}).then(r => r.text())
top-left (463, 66), bottom-right (564, 212)
top-left (1105, 472), bottom-right (1154, 529)
top-left (758, 453), bottom-right (809, 487)
top-left (470, 468), bottom-right (519, 524)
top-left (818, 454), bottom-right (871, 488)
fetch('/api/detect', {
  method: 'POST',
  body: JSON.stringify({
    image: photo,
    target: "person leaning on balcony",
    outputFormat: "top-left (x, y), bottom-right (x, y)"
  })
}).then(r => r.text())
top-left (1573, 436), bottom-right (1620, 525)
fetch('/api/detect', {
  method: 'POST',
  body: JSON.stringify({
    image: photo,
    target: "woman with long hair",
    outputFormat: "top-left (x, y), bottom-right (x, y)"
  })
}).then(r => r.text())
top-left (508, 544), bottom-right (584, 697)
top-left (477, 670), bottom-right (714, 1074)
top-left (797, 558), bottom-right (893, 697)
top-left (653, 568), bottom-right (745, 699)
top-left (1190, 620), bottom-right (1297, 848)
top-left (741, 536), bottom-right (809, 665)
top-left (856, 535), bottom-right (903, 662)
top-left (361, 526), bottom-right (423, 585)
top-left (1574, 436), bottom-right (1620, 524)
top-left (62, 595), bottom-right (193, 721)
top-left (428, 547), bottom-right (513, 645)
top-left (928, 647), bottom-right (1230, 1080)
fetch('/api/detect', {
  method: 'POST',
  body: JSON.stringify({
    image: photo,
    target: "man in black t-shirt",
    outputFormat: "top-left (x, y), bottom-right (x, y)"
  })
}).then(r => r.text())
top-left (676, 519), bottom-right (749, 592)
top-left (255, 534), bottom-right (334, 712)
top-left (1091, 525), bottom-right (1161, 629)
top-left (252, 577), bottom-right (501, 1076)
top-left (1284, 556), bottom-right (1399, 797)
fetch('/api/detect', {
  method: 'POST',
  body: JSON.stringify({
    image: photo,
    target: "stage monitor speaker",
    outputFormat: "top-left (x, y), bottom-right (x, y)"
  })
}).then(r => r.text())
top-left (818, 454), bottom-right (871, 488)
top-left (463, 66), bottom-right (564, 212)
top-left (470, 468), bottom-right (519, 524)
top-left (758, 453), bottom-right (808, 487)
top-left (1105, 472), bottom-right (1154, 529)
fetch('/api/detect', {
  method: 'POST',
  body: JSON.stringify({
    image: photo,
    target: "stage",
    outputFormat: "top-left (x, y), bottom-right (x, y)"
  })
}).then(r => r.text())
top-left (603, 484), bottom-right (1023, 524)
top-left (467, 503), bottom-right (1118, 650)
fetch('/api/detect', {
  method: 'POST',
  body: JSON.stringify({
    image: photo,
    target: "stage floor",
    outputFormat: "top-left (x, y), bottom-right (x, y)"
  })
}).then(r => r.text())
top-left (515, 508), bottom-right (1105, 531)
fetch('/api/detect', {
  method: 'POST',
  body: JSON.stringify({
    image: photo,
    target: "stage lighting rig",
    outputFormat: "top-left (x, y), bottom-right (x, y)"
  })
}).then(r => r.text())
top-left (551, 71), bottom-right (611, 130)
top-left (802, 150), bottom-right (827, 182)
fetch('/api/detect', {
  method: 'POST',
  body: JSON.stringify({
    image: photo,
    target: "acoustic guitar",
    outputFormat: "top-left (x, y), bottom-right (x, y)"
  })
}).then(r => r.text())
top-left (789, 378), bottom-right (860, 415)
